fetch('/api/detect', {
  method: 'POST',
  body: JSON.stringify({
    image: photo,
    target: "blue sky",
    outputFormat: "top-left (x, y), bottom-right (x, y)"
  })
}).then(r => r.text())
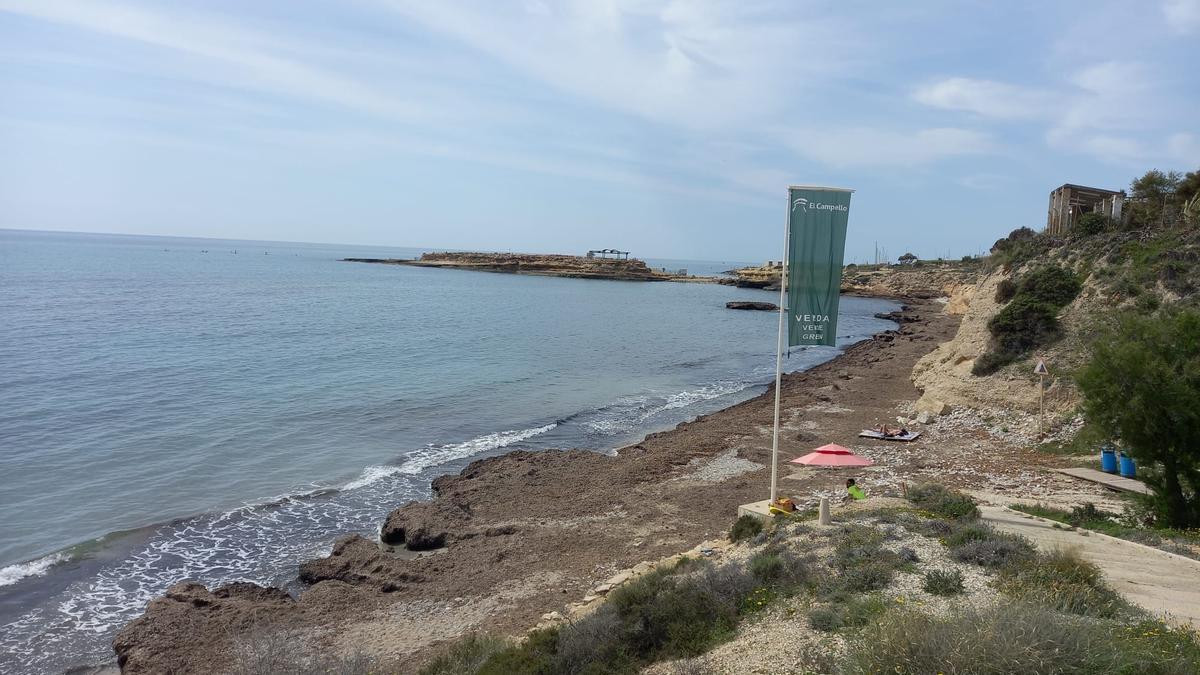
top-left (1, 1), bottom-right (1197, 262)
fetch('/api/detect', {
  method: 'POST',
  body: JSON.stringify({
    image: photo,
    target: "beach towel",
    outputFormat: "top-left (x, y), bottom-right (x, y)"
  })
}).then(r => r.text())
top-left (858, 430), bottom-right (922, 442)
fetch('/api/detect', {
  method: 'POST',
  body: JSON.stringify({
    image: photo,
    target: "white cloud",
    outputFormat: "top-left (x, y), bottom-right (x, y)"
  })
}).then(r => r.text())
top-left (374, 0), bottom-right (867, 130)
top-left (1163, 0), bottom-right (1200, 33)
top-left (0, 0), bottom-right (435, 120)
top-left (788, 127), bottom-right (995, 168)
top-left (912, 78), bottom-right (1053, 120)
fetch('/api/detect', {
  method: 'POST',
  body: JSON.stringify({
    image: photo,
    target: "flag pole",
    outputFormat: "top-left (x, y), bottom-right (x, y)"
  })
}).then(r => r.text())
top-left (770, 194), bottom-right (791, 503)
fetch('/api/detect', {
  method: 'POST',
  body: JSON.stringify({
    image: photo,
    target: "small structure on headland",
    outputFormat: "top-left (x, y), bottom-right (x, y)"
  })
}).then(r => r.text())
top-left (586, 248), bottom-right (630, 260)
top-left (1046, 184), bottom-right (1125, 235)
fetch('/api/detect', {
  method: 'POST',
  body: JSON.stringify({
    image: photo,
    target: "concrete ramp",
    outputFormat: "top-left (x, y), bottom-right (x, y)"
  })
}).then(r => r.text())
top-left (981, 505), bottom-right (1200, 628)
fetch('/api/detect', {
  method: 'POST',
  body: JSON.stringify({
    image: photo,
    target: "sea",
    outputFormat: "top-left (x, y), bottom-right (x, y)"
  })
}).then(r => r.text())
top-left (0, 229), bottom-right (899, 673)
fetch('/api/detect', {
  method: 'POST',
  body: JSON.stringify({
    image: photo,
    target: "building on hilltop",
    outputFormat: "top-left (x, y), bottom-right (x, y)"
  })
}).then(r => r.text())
top-left (586, 248), bottom-right (630, 260)
top-left (1046, 184), bottom-right (1125, 235)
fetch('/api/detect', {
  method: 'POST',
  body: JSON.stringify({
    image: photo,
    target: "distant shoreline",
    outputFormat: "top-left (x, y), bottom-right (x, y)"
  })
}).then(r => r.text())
top-left (343, 251), bottom-right (718, 282)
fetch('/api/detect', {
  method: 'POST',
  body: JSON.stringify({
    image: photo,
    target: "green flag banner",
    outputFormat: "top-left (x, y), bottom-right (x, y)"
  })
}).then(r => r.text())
top-left (786, 186), bottom-right (852, 347)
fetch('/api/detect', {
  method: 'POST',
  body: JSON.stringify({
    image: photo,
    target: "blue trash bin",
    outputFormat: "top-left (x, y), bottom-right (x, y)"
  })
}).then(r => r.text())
top-left (1118, 452), bottom-right (1136, 478)
top-left (1100, 447), bottom-right (1118, 474)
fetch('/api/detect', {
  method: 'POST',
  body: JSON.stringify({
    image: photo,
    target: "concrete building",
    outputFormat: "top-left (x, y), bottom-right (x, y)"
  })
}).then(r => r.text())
top-left (1046, 184), bottom-right (1125, 235)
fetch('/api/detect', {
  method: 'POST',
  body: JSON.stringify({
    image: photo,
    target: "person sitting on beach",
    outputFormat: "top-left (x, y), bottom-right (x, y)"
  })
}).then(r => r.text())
top-left (845, 478), bottom-right (867, 502)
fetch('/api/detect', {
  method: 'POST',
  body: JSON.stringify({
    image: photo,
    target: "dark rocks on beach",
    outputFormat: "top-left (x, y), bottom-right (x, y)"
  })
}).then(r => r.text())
top-left (380, 501), bottom-right (465, 551)
top-left (298, 535), bottom-right (425, 589)
top-left (113, 581), bottom-right (295, 673)
top-left (726, 301), bottom-right (778, 311)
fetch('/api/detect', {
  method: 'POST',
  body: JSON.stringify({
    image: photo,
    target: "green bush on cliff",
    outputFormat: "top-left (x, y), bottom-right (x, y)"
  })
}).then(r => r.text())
top-left (973, 265), bottom-right (1080, 375)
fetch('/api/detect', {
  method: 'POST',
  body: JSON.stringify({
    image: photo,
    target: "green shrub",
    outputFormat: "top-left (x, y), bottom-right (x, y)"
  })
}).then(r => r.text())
top-left (906, 483), bottom-right (980, 521)
top-left (975, 265), bottom-right (1080, 376)
top-left (807, 605), bottom-right (843, 632)
top-left (922, 568), bottom-right (965, 596)
top-left (988, 295), bottom-right (1063, 353)
top-left (997, 548), bottom-right (1128, 618)
top-left (837, 560), bottom-right (896, 594)
top-left (944, 523), bottom-right (1035, 568)
top-left (477, 628), bottom-right (558, 675)
top-left (420, 634), bottom-right (508, 675)
top-left (808, 595), bottom-right (888, 633)
top-left (748, 549), bottom-right (811, 589)
top-left (728, 515), bottom-right (762, 543)
top-left (841, 603), bottom-right (1200, 675)
top-left (994, 278), bottom-right (1017, 303)
top-left (1075, 212), bottom-right (1109, 237)
top-left (1016, 266), bottom-right (1083, 307)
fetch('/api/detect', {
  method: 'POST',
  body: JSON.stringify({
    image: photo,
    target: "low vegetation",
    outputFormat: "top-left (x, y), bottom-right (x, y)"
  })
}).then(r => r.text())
top-left (905, 483), bottom-right (979, 521)
top-left (727, 514), bottom-right (762, 543)
top-left (996, 547), bottom-right (1128, 618)
top-left (1078, 307), bottom-right (1200, 528)
top-left (842, 604), bottom-right (1200, 675)
top-left (974, 264), bottom-right (1082, 375)
top-left (921, 568), bottom-right (964, 596)
top-left (1011, 502), bottom-right (1200, 560)
top-left (423, 485), bottom-right (1200, 675)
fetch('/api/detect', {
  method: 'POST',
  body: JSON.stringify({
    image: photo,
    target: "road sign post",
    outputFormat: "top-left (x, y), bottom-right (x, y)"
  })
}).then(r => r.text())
top-left (1034, 358), bottom-right (1049, 436)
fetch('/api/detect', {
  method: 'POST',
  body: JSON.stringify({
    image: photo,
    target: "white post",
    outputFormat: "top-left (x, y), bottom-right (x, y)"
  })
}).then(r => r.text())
top-left (770, 195), bottom-right (791, 503)
top-left (1039, 374), bottom-right (1045, 436)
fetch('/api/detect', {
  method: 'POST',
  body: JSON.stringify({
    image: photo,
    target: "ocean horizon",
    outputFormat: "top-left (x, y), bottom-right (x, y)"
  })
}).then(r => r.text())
top-left (0, 228), bottom-right (898, 673)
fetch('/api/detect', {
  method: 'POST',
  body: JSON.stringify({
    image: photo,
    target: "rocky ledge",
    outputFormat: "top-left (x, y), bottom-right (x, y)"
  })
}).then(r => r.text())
top-left (344, 252), bottom-right (678, 282)
top-left (726, 301), bottom-right (778, 311)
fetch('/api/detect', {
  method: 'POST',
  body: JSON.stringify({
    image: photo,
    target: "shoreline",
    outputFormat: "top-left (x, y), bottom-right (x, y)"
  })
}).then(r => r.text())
top-left (112, 295), bottom-right (969, 672)
top-left (114, 286), bottom-right (1101, 673)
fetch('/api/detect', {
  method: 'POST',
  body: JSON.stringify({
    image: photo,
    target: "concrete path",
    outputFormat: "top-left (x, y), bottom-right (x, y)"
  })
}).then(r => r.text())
top-left (1053, 467), bottom-right (1152, 495)
top-left (980, 505), bottom-right (1200, 627)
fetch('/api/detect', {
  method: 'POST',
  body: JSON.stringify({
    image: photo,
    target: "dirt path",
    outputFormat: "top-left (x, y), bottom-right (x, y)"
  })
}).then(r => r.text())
top-left (981, 505), bottom-right (1200, 627)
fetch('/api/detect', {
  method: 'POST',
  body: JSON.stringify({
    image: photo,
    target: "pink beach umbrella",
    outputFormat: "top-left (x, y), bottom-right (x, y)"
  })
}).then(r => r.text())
top-left (790, 443), bottom-right (874, 467)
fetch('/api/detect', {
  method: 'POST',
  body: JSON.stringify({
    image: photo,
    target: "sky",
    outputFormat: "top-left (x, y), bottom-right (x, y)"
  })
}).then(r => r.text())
top-left (1, 1), bottom-right (1198, 263)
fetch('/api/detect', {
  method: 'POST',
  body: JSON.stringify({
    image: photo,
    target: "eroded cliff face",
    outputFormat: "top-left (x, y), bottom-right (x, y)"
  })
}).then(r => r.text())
top-left (911, 265), bottom-right (1101, 418)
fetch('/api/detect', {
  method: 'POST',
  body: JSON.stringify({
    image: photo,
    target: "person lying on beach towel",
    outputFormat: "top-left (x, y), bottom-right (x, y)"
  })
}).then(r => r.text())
top-left (860, 427), bottom-right (922, 441)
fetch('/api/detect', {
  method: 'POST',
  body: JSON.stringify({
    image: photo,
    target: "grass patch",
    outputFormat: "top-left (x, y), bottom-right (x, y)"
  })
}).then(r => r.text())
top-left (728, 515), bottom-right (762, 543)
top-left (906, 483), bottom-right (980, 521)
top-left (1010, 503), bottom-right (1200, 561)
top-left (419, 634), bottom-right (508, 675)
top-left (841, 604), bottom-right (1200, 675)
top-left (996, 547), bottom-right (1128, 618)
top-left (922, 568), bottom-right (965, 596)
top-left (469, 547), bottom-right (818, 674)
top-left (944, 522), bottom-right (1036, 568)
top-left (807, 594), bottom-right (889, 633)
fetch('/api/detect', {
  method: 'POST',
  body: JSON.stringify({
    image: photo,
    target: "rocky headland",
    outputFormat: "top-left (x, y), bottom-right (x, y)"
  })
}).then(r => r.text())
top-left (343, 252), bottom-right (691, 282)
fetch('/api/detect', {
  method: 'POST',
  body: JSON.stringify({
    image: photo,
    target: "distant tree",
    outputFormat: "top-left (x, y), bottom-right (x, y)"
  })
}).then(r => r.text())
top-left (1177, 169), bottom-right (1200, 204)
top-left (1127, 169), bottom-right (1183, 228)
top-left (1178, 169), bottom-right (1200, 225)
top-left (1078, 309), bottom-right (1200, 529)
top-left (898, 252), bottom-right (918, 265)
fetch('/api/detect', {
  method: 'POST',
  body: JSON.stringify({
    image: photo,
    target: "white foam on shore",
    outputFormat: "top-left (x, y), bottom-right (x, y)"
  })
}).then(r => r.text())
top-left (0, 553), bottom-right (67, 587)
top-left (341, 423), bottom-right (558, 491)
top-left (398, 423), bottom-right (558, 476)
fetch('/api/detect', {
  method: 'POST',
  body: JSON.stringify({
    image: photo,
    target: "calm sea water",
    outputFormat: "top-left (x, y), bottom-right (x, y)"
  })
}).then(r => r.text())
top-left (0, 229), bottom-right (897, 673)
